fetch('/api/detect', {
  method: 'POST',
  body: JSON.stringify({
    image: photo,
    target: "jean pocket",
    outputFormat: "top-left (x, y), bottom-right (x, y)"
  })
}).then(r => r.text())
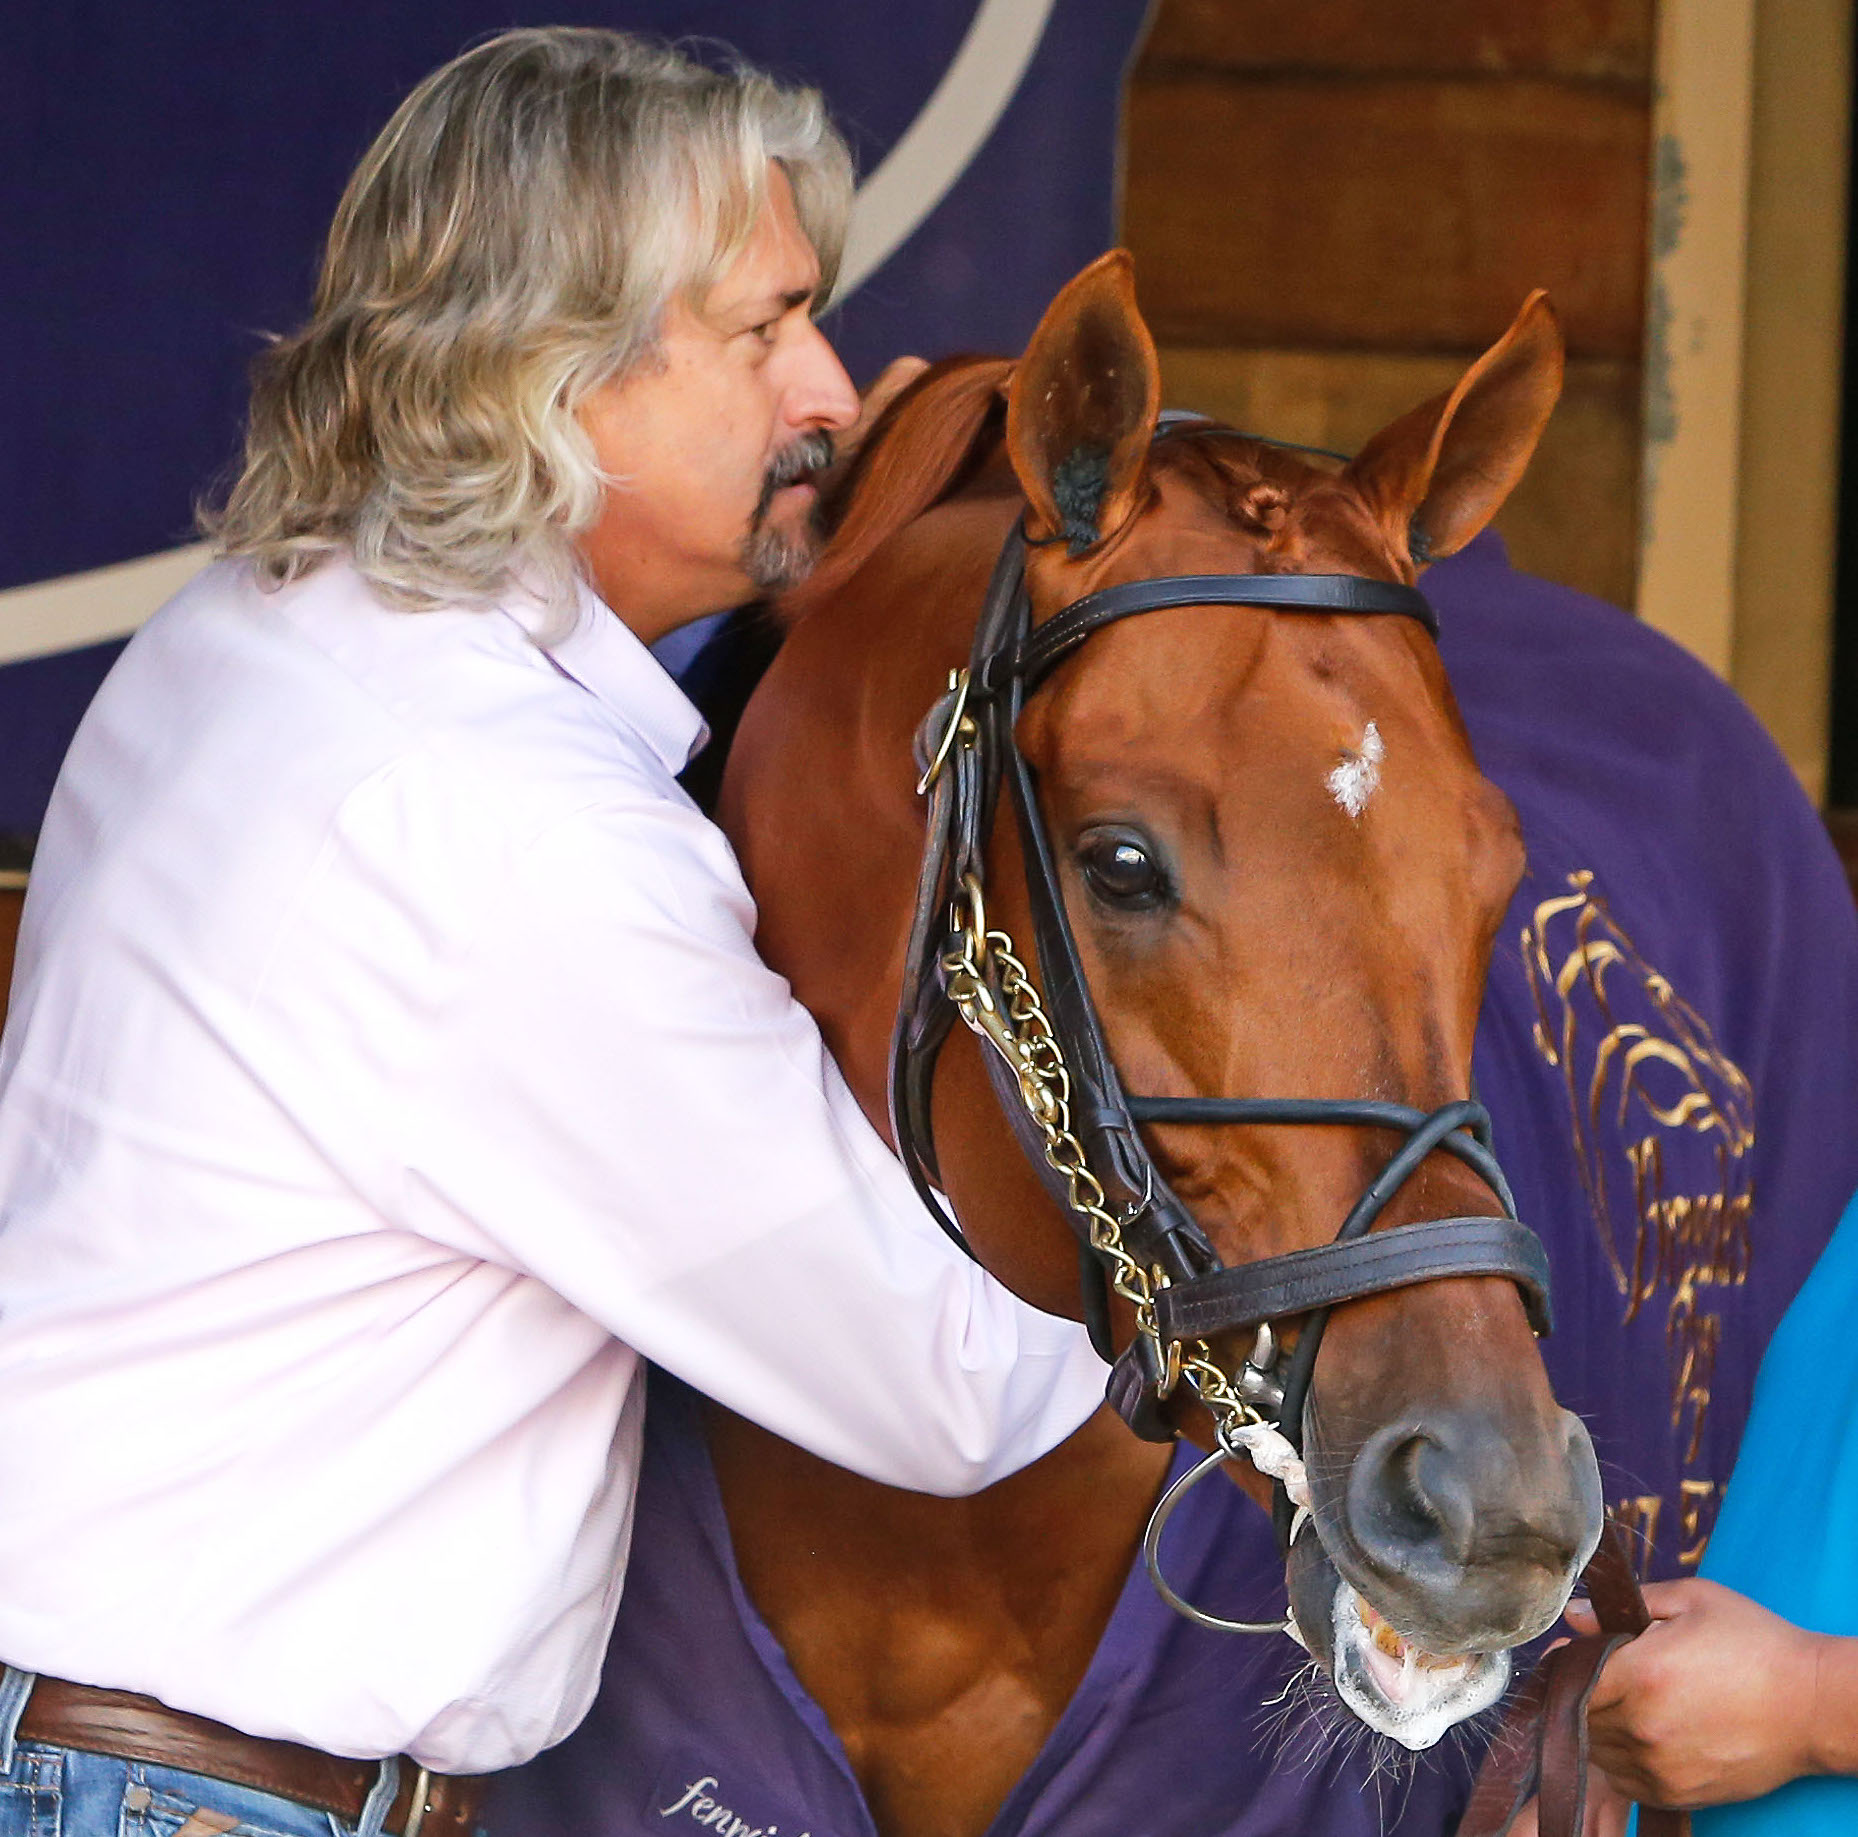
top-left (123, 1777), bottom-right (320, 1837)
top-left (0, 1754), bottom-right (60, 1837)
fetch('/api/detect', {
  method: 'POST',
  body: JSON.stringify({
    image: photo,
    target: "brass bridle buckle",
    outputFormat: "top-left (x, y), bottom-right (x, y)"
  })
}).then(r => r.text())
top-left (914, 667), bottom-right (976, 796)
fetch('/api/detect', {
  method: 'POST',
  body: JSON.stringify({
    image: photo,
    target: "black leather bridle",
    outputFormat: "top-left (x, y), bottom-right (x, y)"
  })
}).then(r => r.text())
top-left (888, 421), bottom-right (1552, 1563)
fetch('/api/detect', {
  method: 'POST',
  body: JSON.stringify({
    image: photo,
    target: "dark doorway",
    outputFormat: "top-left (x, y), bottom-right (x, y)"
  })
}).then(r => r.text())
top-left (1823, 67), bottom-right (1858, 821)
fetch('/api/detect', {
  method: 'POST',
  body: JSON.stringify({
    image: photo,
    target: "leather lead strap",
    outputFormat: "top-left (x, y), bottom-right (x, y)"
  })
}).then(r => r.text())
top-left (1459, 1521), bottom-right (1692, 1837)
top-left (1581, 1515), bottom-right (1654, 1635)
top-left (1536, 1633), bottom-right (1630, 1837)
top-left (888, 695), bottom-right (968, 1245)
top-left (1455, 1658), bottom-right (1553, 1836)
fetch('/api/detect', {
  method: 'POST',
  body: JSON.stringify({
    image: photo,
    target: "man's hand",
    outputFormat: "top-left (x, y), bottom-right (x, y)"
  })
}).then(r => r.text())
top-left (848, 355), bottom-right (931, 451)
top-left (1565, 1578), bottom-right (1837, 1809)
top-left (818, 355), bottom-right (930, 489)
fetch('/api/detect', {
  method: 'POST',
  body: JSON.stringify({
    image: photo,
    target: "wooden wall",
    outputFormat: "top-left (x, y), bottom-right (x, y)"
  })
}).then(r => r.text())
top-left (0, 886), bottom-right (21, 1032)
top-left (1122, 0), bottom-right (1655, 610)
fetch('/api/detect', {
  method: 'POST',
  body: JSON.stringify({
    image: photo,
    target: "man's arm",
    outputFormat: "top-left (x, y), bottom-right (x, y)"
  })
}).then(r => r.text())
top-left (401, 790), bottom-right (1105, 1495)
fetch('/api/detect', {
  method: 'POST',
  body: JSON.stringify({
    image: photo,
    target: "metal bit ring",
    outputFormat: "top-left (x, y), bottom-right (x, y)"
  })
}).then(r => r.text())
top-left (1142, 1445), bottom-right (1292, 1637)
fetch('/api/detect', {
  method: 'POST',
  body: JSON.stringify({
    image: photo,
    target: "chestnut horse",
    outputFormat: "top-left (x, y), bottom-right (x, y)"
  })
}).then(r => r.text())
top-left (707, 254), bottom-right (1601, 1836)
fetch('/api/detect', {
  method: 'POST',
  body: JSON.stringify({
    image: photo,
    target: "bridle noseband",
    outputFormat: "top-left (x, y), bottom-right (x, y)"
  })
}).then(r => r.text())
top-left (888, 421), bottom-right (1553, 1631)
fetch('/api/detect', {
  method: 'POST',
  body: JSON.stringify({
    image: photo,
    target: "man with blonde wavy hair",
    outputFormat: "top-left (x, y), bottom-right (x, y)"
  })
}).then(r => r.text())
top-left (0, 28), bottom-right (1101, 1837)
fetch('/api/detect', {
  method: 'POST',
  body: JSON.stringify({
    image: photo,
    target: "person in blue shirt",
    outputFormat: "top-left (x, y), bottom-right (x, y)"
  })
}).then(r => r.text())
top-left (1559, 1184), bottom-right (1858, 1832)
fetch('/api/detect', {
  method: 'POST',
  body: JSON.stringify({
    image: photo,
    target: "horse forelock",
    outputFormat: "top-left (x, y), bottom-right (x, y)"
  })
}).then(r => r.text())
top-left (1145, 435), bottom-right (1397, 580)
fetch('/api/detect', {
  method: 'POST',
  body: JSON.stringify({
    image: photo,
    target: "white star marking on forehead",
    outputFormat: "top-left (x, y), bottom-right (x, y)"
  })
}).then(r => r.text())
top-left (1327, 721), bottom-right (1385, 819)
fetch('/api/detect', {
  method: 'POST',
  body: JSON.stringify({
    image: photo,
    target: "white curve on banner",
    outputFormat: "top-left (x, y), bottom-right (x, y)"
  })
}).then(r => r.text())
top-left (0, 0), bottom-right (1053, 669)
top-left (0, 543), bottom-right (213, 667)
top-left (834, 0), bottom-right (1056, 300)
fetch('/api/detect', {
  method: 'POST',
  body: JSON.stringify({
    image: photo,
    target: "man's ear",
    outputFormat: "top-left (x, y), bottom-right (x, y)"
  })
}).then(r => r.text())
top-left (1005, 250), bottom-right (1161, 553)
top-left (1346, 290), bottom-right (1564, 567)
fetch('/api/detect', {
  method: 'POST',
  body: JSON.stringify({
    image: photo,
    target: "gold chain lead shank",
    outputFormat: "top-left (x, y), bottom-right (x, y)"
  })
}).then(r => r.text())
top-left (939, 879), bottom-right (1267, 1448)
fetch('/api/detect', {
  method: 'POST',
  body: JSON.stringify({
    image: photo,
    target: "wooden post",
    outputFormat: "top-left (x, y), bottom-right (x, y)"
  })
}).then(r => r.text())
top-left (1732, 0), bottom-right (1853, 801)
top-left (1634, 0), bottom-right (1757, 678)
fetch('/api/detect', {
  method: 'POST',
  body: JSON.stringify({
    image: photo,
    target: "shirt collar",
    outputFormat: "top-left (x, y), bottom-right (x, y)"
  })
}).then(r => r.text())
top-left (504, 575), bottom-right (709, 774)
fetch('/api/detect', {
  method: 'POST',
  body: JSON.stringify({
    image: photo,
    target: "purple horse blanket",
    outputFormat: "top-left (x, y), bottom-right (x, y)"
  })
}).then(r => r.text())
top-left (492, 1372), bottom-right (1478, 1837)
top-left (491, 533), bottom-right (1858, 1835)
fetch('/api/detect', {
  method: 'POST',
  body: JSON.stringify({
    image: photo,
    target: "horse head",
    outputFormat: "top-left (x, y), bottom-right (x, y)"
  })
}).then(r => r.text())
top-left (727, 251), bottom-right (1603, 1750)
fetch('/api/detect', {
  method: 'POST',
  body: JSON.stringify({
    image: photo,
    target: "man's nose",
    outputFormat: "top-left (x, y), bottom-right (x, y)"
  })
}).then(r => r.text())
top-left (786, 320), bottom-right (860, 434)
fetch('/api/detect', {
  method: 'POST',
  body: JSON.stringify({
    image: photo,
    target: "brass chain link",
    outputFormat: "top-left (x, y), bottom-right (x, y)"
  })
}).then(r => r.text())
top-left (938, 873), bottom-right (1269, 1449)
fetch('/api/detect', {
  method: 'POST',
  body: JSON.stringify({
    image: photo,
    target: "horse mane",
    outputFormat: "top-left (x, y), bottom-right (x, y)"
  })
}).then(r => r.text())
top-left (778, 355), bottom-right (1014, 626)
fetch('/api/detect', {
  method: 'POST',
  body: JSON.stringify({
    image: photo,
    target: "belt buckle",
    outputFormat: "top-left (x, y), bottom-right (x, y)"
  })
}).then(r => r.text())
top-left (402, 1765), bottom-right (433, 1837)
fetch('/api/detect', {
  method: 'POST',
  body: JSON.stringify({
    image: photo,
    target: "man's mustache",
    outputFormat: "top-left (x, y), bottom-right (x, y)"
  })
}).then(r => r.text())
top-left (751, 431), bottom-right (835, 526)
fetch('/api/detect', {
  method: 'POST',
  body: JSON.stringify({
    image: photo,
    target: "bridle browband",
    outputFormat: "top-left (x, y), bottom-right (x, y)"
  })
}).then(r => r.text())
top-left (888, 417), bottom-right (1553, 1623)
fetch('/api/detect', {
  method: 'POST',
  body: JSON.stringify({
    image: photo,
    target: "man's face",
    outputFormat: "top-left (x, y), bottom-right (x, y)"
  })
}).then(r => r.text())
top-left (575, 164), bottom-right (861, 641)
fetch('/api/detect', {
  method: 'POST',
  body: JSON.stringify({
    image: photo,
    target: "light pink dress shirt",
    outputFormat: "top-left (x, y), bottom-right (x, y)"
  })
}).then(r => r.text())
top-left (0, 558), bottom-right (1100, 1772)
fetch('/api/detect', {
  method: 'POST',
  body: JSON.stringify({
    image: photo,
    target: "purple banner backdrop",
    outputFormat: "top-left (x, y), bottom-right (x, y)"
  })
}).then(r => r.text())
top-left (0, 0), bottom-right (1151, 832)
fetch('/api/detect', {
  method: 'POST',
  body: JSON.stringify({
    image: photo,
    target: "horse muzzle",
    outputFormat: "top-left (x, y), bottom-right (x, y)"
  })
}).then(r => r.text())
top-left (1288, 1401), bottom-right (1604, 1749)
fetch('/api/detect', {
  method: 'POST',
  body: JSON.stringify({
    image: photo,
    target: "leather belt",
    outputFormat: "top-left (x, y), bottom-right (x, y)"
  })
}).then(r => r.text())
top-left (15, 1676), bottom-right (486, 1836)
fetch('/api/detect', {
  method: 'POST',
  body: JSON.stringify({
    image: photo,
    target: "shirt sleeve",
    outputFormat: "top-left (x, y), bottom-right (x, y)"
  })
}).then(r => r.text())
top-left (400, 787), bottom-right (1106, 1496)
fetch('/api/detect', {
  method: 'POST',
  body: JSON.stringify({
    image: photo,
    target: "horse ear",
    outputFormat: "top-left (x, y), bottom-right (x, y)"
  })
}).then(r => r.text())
top-left (1346, 290), bottom-right (1564, 566)
top-left (1006, 250), bottom-right (1161, 552)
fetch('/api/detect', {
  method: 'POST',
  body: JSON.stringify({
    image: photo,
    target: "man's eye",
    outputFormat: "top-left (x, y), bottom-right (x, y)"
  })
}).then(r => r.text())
top-left (749, 319), bottom-right (780, 345)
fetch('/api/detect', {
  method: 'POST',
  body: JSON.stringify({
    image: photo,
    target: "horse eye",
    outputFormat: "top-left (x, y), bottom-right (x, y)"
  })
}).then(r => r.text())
top-left (1077, 828), bottom-right (1171, 910)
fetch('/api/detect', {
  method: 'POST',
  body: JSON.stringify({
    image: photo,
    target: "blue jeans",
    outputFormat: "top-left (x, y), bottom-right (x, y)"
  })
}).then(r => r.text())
top-left (0, 1668), bottom-right (403, 1837)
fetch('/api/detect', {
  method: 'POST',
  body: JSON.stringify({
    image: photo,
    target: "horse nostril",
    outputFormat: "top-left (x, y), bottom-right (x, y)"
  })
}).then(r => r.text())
top-left (1350, 1424), bottom-right (1478, 1569)
top-left (1336, 1410), bottom-right (1603, 1647)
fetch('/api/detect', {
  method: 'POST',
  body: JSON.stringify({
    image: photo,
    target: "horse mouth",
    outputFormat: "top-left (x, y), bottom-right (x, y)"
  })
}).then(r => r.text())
top-left (1323, 1582), bottom-right (1511, 1749)
top-left (1285, 1529), bottom-right (1515, 1749)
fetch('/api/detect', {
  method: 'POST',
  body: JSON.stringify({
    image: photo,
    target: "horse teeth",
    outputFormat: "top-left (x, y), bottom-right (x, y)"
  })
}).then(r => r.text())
top-left (1355, 1594), bottom-right (1407, 1660)
top-left (1354, 1592), bottom-right (1468, 1674)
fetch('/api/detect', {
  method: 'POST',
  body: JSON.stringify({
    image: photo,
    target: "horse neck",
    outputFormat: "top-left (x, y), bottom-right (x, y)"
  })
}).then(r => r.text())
top-left (710, 506), bottom-right (1180, 1823)
top-left (722, 492), bottom-right (1024, 1124)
